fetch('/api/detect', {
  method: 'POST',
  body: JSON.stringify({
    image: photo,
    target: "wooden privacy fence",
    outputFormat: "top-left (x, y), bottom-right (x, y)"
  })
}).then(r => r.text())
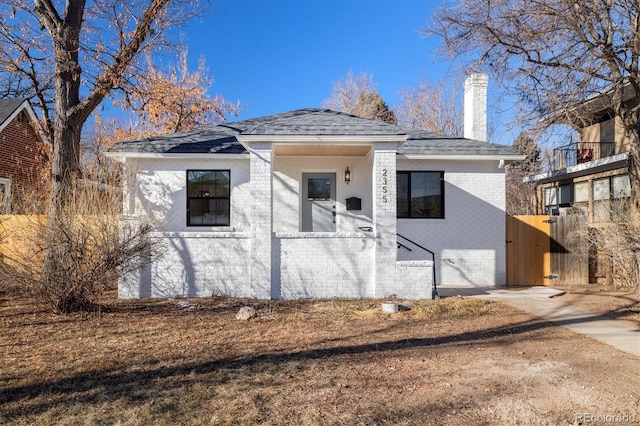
top-left (0, 215), bottom-right (111, 268)
top-left (0, 215), bottom-right (46, 266)
top-left (506, 215), bottom-right (589, 286)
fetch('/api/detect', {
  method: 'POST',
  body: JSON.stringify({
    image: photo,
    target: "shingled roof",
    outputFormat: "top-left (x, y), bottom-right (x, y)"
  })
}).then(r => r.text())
top-left (400, 128), bottom-right (520, 156)
top-left (0, 98), bottom-right (28, 127)
top-left (108, 108), bottom-right (521, 158)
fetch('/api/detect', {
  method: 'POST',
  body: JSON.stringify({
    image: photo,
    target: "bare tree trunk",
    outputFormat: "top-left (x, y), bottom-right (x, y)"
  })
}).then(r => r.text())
top-left (40, 6), bottom-right (86, 312)
top-left (635, 251), bottom-right (640, 294)
top-left (42, 119), bottom-right (84, 312)
top-left (0, 0), bottom-right (204, 312)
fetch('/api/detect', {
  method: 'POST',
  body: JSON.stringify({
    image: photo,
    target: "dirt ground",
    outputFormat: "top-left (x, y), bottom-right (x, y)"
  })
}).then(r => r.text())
top-left (0, 292), bottom-right (638, 425)
top-left (554, 284), bottom-right (640, 328)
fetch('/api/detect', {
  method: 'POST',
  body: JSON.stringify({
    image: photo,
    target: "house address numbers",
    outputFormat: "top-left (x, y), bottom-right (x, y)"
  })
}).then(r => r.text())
top-left (382, 168), bottom-right (388, 203)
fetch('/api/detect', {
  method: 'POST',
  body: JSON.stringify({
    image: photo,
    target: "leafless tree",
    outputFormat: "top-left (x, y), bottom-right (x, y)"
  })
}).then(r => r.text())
top-left (570, 198), bottom-right (640, 291)
top-left (428, 0), bottom-right (640, 200)
top-left (323, 71), bottom-right (397, 124)
top-left (115, 50), bottom-right (240, 138)
top-left (0, 0), bottom-right (208, 311)
top-left (395, 78), bottom-right (463, 136)
top-left (505, 132), bottom-right (541, 215)
top-left (429, 0), bottom-right (640, 291)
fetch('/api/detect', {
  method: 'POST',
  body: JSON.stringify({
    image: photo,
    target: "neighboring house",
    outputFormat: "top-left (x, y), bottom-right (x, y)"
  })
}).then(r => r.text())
top-left (0, 98), bottom-right (46, 213)
top-left (107, 77), bottom-right (523, 300)
top-left (527, 84), bottom-right (635, 219)
top-left (525, 85), bottom-right (636, 283)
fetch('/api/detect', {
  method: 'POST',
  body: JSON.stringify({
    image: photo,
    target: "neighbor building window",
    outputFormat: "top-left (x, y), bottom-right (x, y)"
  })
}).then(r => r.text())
top-left (612, 174), bottom-right (631, 198)
top-left (0, 178), bottom-right (10, 214)
top-left (592, 178), bottom-right (610, 201)
top-left (544, 187), bottom-right (558, 215)
top-left (593, 174), bottom-right (631, 222)
top-left (543, 184), bottom-right (570, 214)
top-left (573, 181), bottom-right (589, 203)
top-left (187, 170), bottom-right (230, 226)
top-left (397, 171), bottom-right (444, 219)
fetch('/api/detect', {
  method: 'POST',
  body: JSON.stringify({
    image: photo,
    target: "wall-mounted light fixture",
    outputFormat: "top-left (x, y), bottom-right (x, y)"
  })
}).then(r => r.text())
top-left (344, 167), bottom-right (351, 184)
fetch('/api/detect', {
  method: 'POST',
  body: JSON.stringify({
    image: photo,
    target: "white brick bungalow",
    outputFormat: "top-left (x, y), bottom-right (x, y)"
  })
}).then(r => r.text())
top-left (107, 106), bottom-right (523, 300)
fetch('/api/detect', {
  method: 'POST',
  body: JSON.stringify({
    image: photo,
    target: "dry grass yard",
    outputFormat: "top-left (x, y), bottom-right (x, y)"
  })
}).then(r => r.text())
top-left (1, 292), bottom-right (638, 425)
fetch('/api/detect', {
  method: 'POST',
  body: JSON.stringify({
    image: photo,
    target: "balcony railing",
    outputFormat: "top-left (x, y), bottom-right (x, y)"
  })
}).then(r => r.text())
top-left (553, 141), bottom-right (616, 170)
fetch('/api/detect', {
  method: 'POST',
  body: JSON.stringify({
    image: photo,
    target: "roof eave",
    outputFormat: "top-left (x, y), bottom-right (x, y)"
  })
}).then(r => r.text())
top-left (102, 152), bottom-right (250, 161)
top-left (0, 100), bottom-right (48, 145)
top-left (236, 134), bottom-right (408, 150)
top-left (398, 154), bottom-right (526, 162)
top-left (541, 80), bottom-right (637, 127)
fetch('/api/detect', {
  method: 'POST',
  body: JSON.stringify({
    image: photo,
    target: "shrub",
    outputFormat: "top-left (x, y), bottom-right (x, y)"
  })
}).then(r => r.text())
top-left (0, 170), bottom-right (162, 313)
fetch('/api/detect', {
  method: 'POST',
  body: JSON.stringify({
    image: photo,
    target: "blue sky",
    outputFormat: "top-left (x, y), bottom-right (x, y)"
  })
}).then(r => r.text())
top-left (173, 0), bottom-right (519, 145)
top-left (185, 3), bottom-right (449, 114)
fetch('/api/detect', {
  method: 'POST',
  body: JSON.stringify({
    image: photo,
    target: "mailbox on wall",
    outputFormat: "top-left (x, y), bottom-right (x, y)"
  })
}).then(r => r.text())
top-left (346, 197), bottom-right (362, 211)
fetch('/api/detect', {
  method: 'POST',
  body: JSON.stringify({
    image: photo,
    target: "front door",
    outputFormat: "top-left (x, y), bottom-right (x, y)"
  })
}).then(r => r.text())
top-left (302, 173), bottom-right (336, 232)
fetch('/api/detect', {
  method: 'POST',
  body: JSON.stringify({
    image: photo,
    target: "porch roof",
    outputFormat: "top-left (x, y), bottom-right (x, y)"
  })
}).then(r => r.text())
top-left (107, 108), bottom-right (521, 159)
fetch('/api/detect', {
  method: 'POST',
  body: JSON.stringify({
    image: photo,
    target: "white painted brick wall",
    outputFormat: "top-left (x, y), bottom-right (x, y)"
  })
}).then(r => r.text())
top-left (396, 159), bottom-right (507, 287)
top-left (249, 143), bottom-right (273, 298)
top-left (276, 233), bottom-right (375, 298)
top-left (372, 145), bottom-right (397, 298)
top-left (118, 232), bottom-right (254, 298)
top-left (120, 152), bottom-right (506, 299)
top-left (126, 157), bottom-right (251, 232)
top-left (394, 260), bottom-right (433, 299)
top-left (118, 157), bottom-right (255, 299)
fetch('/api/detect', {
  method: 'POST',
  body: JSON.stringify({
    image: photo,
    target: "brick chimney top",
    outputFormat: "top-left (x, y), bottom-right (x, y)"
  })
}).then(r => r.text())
top-left (464, 73), bottom-right (489, 142)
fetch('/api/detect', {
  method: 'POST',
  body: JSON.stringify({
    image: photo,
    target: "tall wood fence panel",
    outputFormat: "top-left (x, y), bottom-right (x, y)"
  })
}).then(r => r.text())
top-left (507, 215), bottom-right (589, 286)
top-left (549, 214), bottom-right (589, 286)
top-left (0, 215), bottom-right (45, 266)
top-left (506, 215), bottom-right (551, 286)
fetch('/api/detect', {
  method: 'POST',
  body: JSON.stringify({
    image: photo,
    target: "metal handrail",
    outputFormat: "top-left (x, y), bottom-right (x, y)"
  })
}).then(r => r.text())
top-left (397, 233), bottom-right (438, 299)
top-left (553, 141), bottom-right (616, 170)
top-left (397, 241), bottom-right (412, 251)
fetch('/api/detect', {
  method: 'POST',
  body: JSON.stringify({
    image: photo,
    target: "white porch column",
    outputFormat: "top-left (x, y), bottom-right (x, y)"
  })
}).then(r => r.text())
top-left (249, 142), bottom-right (273, 298)
top-left (372, 143), bottom-right (397, 298)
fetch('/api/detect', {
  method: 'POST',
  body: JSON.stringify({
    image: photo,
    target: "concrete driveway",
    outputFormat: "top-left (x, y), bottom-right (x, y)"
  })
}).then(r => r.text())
top-left (438, 286), bottom-right (640, 357)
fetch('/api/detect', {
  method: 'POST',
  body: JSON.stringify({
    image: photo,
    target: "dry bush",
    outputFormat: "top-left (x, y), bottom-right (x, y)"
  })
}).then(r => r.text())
top-left (0, 168), bottom-right (163, 313)
top-left (573, 200), bottom-right (640, 291)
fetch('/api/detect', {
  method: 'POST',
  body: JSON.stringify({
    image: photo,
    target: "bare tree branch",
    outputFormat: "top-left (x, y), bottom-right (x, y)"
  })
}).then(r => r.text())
top-left (323, 71), bottom-right (397, 124)
top-left (0, 0), bottom-right (211, 312)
